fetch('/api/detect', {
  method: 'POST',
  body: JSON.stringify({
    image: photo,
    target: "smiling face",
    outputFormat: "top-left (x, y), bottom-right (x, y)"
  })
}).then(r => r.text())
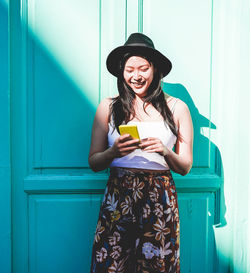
top-left (123, 56), bottom-right (154, 98)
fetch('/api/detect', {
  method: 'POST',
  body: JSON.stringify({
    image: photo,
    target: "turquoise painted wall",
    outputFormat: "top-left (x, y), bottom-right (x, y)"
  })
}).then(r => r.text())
top-left (0, 0), bottom-right (11, 272)
top-left (210, 0), bottom-right (250, 272)
top-left (4, 0), bottom-right (250, 272)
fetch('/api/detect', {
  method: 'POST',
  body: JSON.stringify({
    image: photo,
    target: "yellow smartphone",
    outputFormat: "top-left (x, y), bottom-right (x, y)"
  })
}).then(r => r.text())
top-left (118, 125), bottom-right (140, 140)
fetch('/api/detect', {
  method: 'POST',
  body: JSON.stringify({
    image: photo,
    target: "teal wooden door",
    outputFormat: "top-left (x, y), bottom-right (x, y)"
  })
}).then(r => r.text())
top-left (11, 0), bottom-right (105, 272)
top-left (10, 0), bottom-right (221, 272)
top-left (0, 1), bottom-right (11, 272)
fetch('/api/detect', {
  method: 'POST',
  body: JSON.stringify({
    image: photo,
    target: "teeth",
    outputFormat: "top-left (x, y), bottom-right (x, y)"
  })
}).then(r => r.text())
top-left (133, 84), bottom-right (143, 88)
top-left (132, 82), bottom-right (144, 85)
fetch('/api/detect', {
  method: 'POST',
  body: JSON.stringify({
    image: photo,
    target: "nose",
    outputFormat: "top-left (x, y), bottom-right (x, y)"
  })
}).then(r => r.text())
top-left (133, 70), bottom-right (141, 80)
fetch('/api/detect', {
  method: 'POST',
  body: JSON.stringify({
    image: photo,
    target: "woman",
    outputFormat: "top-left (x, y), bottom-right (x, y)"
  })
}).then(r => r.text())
top-left (89, 33), bottom-right (193, 273)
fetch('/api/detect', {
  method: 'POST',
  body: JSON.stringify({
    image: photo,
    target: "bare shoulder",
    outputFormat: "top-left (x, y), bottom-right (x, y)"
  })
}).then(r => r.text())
top-left (164, 95), bottom-right (191, 126)
top-left (173, 99), bottom-right (193, 133)
top-left (174, 98), bottom-right (190, 117)
top-left (165, 95), bottom-right (176, 108)
top-left (164, 94), bottom-right (188, 112)
top-left (98, 97), bottom-right (113, 109)
top-left (94, 97), bottom-right (114, 127)
top-left (96, 97), bottom-right (113, 115)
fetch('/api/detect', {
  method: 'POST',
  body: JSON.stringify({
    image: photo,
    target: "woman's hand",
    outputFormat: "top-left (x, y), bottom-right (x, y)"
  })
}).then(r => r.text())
top-left (111, 134), bottom-right (140, 158)
top-left (139, 137), bottom-right (169, 156)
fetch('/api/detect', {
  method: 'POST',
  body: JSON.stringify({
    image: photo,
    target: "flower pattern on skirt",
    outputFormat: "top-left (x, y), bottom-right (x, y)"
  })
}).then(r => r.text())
top-left (90, 167), bottom-right (180, 273)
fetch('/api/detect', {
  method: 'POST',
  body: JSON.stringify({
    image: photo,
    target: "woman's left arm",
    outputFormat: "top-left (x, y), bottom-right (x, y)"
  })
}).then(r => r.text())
top-left (140, 100), bottom-right (193, 175)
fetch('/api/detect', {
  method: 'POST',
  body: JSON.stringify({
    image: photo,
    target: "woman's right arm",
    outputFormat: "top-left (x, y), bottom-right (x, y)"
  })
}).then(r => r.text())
top-left (88, 98), bottom-right (140, 172)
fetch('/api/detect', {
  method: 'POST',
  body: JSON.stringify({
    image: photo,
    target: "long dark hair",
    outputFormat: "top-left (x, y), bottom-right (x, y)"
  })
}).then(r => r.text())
top-left (109, 53), bottom-right (178, 137)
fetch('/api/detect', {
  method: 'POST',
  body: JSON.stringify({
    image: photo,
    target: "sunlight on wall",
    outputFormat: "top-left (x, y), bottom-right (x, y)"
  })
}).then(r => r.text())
top-left (1, 0), bottom-right (8, 7)
top-left (248, 175), bottom-right (250, 273)
top-left (210, 0), bottom-right (250, 271)
top-left (213, 224), bottom-right (232, 270)
top-left (0, 0), bottom-right (8, 8)
top-left (27, 0), bottom-right (100, 106)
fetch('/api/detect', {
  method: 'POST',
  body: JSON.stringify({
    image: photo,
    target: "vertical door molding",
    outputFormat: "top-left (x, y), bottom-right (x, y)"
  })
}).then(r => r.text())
top-left (10, 0), bottom-right (30, 271)
top-left (0, 0), bottom-right (11, 272)
top-left (100, 0), bottom-right (126, 100)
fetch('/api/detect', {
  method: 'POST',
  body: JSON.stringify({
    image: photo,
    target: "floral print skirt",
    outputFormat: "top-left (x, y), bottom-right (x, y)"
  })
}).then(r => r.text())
top-left (90, 167), bottom-right (180, 273)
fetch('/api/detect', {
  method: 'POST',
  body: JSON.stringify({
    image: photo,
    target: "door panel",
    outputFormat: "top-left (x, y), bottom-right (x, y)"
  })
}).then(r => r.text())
top-left (29, 194), bottom-right (103, 273)
top-left (28, 0), bottom-right (99, 168)
top-left (179, 193), bottom-right (215, 273)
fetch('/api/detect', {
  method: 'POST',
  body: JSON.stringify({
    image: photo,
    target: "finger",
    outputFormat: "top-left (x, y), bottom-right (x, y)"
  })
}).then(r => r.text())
top-left (119, 134), bottom-right (132, 142)
top-left (140, 138), bottom-right (152, 144)
top-left (140, 140), bottom-right (158, 148)
top-left (120, 145), bottom-right (140, 152)
top-left (142, 143), bottom-right (161, 151)
top-left (120, 139), bottom-right (140, 147)
top-left (119, 135), bottom-right (141, 144)
top-left (142, 137), bottom-right (157, 142)
top-left (143, 146), bottom-right (155, 151)
top-left (144, 147), bottom-right (161, 153)
top-left (119, 148), bottom-right (139, 157)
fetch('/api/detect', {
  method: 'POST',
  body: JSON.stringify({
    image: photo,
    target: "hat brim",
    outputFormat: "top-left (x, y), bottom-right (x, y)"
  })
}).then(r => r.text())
top-left (106, 45), bottom-right (172, 78)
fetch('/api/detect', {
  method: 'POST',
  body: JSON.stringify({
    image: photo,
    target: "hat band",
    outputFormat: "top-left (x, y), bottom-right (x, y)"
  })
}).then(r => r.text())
top-left (124, 43), bottom-right (155, 49)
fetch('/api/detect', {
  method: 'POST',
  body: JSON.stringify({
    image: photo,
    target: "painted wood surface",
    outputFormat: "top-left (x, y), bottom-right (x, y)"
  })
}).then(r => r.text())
top-left (8, 0), bottom-right (250, 272)
top-left (0, 1), bottom-right (11, 272)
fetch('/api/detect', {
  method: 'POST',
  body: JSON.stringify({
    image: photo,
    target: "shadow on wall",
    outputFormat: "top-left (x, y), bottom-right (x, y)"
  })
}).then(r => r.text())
top-left (164, 83), bottom-right (216, 168)
top-left (9, 11), bottom-right (98, 272)
top-left (26, 30), bottom-right (96, 169)
top-left (163, 82), bottom-right (226, 226)
top-left (0, 2), bottom-right (12, 273)
top-left (0, 0), bottom-right (8, 133)
top-left (163, 82), bottom-right (227, 270)
top-left (0, 1), bottom-right (8, 92)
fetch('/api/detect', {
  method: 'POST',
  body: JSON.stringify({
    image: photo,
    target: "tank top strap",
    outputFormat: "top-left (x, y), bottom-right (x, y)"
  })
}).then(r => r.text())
top-left (170, 98), bottom-right (179, 114)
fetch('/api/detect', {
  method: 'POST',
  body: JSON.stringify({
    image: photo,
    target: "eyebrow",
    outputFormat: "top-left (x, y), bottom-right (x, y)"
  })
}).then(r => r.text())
top-left (125, 64), bottom-right (151, 68)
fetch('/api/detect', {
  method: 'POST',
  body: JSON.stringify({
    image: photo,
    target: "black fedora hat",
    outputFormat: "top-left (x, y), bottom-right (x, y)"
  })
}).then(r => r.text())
top-left (106, 33), bottom-right (172, 78)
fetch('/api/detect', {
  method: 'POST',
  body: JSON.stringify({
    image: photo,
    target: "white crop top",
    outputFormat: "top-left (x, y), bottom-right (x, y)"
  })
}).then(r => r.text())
top-left (108, 99), bottom-right (179, 170)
